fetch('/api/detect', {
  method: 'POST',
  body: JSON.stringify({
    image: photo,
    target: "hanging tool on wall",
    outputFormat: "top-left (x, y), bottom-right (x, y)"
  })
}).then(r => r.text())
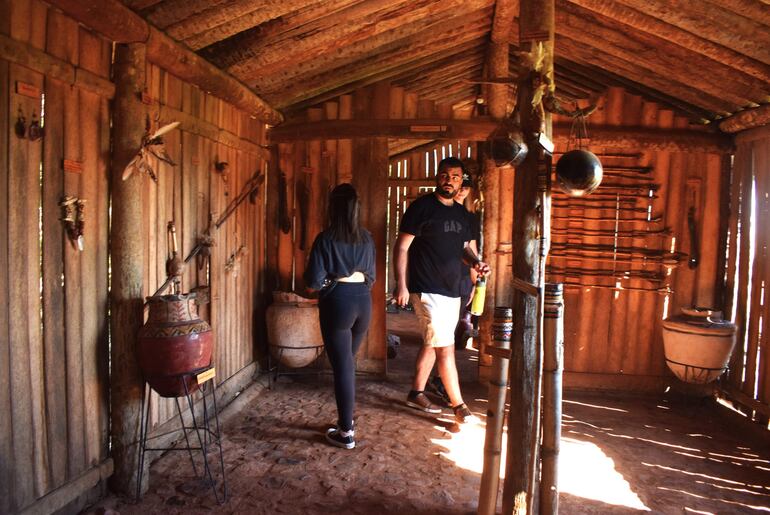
top-left (166, 221), bottom-right (183, 293)
top-left (147, 167), bottom-right (265, 304)
top-left (59, 196), bottom-right (86, 251)
top-left (686, 178), bottom-right (701, 269)
top-left (121, 117), bottom-right (180, 182)
top-left (278, 171), bottom-right (292, 234)
top-left (297, 165), bottom-right (313, 250)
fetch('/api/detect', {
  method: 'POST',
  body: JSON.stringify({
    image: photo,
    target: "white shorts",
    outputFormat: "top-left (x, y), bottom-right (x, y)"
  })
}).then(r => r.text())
top-left (410, 292), bottom-right (461, 348)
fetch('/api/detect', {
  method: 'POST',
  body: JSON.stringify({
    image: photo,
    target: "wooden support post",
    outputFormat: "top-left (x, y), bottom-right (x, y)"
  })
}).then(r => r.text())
top-left (478, 0), bottom-right (515, 377)
top-left (478, 307), bottom-right (513, 515)
top-left (540, 283), bottom-right (564, 515)
top-left (110, 43), bottom-right (147, 496)
top-left (502, 0), bottom-right (554, 513)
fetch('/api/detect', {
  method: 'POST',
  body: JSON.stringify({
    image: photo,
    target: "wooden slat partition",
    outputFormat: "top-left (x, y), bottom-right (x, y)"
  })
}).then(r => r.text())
top-left (0, 1), bottom-right (112, 512)
top-left (549, 87), bottom-right (728, 389)
top-left (140, 62), bottom-right (268, 431)
top-left (724, 127), bottom-right (770, 423)
top-left (1, 2), bottom-right (272, 510)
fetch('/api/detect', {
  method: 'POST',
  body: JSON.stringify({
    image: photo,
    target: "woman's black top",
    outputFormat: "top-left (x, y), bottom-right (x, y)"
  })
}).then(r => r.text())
top-left (304, 229), bottom-right (376, 292)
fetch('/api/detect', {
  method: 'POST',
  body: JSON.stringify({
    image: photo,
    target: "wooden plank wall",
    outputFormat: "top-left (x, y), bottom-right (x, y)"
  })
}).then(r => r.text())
top-left (723, 126), bottom-right (770, 423)
top-left (549, 87), bottom-right (726, 389)
top-left (0, 1), bottom-right (111, 512)
top-left (141, 62), bottom-right (268, 431)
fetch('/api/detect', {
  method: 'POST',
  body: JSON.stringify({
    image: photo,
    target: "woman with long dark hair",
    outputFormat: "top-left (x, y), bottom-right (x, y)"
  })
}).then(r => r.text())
top-left (304, 183), bottom-right (375, 449)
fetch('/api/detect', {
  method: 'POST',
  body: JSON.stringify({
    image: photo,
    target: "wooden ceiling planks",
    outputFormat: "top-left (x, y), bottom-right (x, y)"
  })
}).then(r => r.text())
top-left (205, 0), bottom-right (495, 79)
top-left (557, 34), bottom-right (738, 116)
top-left (558, 2), bottom-right (770, 108)
top-left (565, 0), bottom-right (770, 85)
top-left (116, 0), bottom-right (770, 123)
top-left (186, 0), bottom-right (362, 51)
top-left (610, 0), bottom-right (770, 66)
top-left (251, 5), bottom-right (493, 98)
top-left (162, 0), bottom-right (330, 46)
top-left (270, 27), bottom-right (492, 111)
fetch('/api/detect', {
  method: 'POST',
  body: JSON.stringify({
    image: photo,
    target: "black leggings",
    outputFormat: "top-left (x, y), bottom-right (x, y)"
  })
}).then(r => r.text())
top-left (319, 282), bottom-right (372, 431)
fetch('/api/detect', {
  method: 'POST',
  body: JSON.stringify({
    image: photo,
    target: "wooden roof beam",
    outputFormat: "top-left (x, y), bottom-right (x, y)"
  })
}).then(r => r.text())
top-left (487, 0), bottom-right (518, 118)
top-left (45, 0), bottom-right (283, 124)
top-left (565, 0), bottom-right (770, 84)
top-left (269, 118), bottom-right (734, 153)
top-left (719, 104), bottom-right (770, 133)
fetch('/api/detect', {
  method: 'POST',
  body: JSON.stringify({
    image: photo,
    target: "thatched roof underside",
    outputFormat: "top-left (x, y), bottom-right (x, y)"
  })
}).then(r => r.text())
top-left (123, 0), bottom-right (770, 124)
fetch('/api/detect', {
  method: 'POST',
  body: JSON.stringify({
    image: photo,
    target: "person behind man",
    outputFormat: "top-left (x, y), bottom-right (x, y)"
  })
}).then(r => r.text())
top-left (304, 184), bottom-right (375, 449)
top-left (453, 169), bottom-right (481, 350)
top-left (393, 157), bottom-right (490, 423)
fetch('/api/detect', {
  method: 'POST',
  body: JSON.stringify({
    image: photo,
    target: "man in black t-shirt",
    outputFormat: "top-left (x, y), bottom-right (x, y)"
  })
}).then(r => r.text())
top-left (393, 157), bottom-right (490, 424)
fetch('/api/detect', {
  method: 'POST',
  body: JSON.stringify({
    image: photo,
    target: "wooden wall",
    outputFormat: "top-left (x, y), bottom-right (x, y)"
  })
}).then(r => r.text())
top-left (0, 2), bottom-right (112, 513)
top-left (0, 1), bottom-right (270, 512)
top-left (140, 62), bottom-right (269, 432)
top-left (723, 125), bottom-right (770, 425)
top-left (549, 87), bottom-right (727, 390)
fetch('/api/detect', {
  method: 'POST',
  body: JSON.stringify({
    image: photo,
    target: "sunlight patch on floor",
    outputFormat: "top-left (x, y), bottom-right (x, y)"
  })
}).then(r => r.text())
top-left (429, 417), bottom-right (504, 476)
top-left (560, 436), bottom-right (650, 511)
top-left (431, 423), bottom-right (651, 513)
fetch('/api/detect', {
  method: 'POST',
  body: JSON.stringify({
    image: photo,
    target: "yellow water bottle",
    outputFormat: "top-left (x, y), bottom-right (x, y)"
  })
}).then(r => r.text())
top-left (470, 276), bottom-right (486, 316)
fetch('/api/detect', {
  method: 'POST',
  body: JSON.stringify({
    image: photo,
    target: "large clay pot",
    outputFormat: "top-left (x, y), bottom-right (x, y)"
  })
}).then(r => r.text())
top-left (662, 307), bottom-right (736, 384)
top-left (266, 292), bottom-right (324, 368)
top-left (137, 293), bottom-right (213, 397)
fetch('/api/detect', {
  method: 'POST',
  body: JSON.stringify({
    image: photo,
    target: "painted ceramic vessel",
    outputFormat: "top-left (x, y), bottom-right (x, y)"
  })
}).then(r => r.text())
top-left (137, 293), bottom-right (213, 397)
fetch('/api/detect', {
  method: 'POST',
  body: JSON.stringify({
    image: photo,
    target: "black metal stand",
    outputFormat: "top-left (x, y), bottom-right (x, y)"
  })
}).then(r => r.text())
top-left (136, 365), bottom-right (227, 504)
top-left (665, 357), bottom-right (727, 384)
top-left (266, 344), bottom-right (326, 389)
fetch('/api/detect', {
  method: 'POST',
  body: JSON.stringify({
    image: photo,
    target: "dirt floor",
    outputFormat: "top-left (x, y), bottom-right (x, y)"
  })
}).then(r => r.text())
top-left (88, 310), bottom-right (770, 515)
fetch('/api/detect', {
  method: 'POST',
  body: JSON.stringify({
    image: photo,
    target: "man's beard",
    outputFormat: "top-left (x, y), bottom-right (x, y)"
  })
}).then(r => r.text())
top-left (437, 187), bottom-right (455, 199)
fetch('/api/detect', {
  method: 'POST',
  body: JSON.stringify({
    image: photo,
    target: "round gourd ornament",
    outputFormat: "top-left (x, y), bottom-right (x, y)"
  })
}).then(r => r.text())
top-left (556, 149), bottom-right (603, 197)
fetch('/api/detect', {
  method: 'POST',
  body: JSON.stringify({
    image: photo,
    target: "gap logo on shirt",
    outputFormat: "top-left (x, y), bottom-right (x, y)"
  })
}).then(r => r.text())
top-left (444, 219), bottom-right (464, 234)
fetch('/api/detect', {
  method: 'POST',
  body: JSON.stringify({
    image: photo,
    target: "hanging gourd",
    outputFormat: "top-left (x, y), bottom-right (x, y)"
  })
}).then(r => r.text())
top-left (553, 103), bottom-right (603, 197)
